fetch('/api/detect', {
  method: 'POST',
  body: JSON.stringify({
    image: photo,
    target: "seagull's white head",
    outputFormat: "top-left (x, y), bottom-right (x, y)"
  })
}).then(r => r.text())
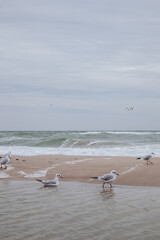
top-left (111, 170), bottom-right (119, 176)
top-left (151, 152), bottom-right (155, 155)
top-left (56, 173), bottom-right (63, 179)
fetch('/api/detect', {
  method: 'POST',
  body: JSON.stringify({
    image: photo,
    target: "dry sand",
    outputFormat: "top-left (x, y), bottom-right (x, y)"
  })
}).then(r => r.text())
top-left (0, 155), bottom-right (160, 187)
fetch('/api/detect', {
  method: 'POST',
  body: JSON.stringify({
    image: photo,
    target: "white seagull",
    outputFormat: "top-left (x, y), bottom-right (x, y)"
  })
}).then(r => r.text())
top-left (90, 170), bottom-right (119, 188)
top-left (1, 151), bottom-right (11, 159)
top-left (125, 107), bottom-right (135, 111)
top-left (137, 152), bottom-right (155, 165)
top-left (36, 173), bottom-right (63, 187)
top-left (0, 155), bottom-right (10, 169)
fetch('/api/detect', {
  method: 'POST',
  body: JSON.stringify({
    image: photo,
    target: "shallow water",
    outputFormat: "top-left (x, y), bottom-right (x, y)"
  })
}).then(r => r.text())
top-left (0, 181), bottom-right (160, 240)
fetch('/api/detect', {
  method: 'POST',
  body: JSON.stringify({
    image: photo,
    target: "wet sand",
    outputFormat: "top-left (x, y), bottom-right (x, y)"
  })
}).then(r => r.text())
top-left (0, 155), bottom-right (160, 187)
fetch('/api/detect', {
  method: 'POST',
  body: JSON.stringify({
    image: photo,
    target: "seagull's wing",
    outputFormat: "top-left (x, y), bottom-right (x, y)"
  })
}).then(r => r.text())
top-left (100, 173), bottom-right (114, 182)
top-left (2, 153), bottom-right (8, 158)
top-left (43, 179), bottom-right (58, 185)
top-left (0, 156), bottom-right (9, 164)
top-left (2, 152), bottom-right (10, 158)
top-left (144, 154), bottom-right (152, 160)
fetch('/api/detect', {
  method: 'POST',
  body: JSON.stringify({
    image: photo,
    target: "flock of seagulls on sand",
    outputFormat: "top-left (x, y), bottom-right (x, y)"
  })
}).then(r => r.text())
top-left (34, 152), bottom-right (156, 188)
top-left (0, 151), bottom-right (156, 189)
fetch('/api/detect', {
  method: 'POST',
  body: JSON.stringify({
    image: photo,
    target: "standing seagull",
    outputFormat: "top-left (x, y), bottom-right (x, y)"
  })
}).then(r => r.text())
top-left (0, 155), bottom-right (10, 169)
top-left (36, 173), bottom-right (63, 187)
top-left (137, 153), bottom-right (155, 165)
top-left (90, 170), bottom-right (119, 188)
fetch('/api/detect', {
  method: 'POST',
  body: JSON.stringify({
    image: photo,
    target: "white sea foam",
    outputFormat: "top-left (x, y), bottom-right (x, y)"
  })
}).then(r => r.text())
top-left (65, 157), bottom-right (111, 165)
top-left (0, 171), bottom-right (10, 178)
top-left (120, 163), bottom-right (143, 175)
top-left (107, 131), bottom-right (160, 135)
top-left (65, 158), bottom-right (94, 165)
top-left (0, 145), bottom-right (160, 157)
top-left (120, 167), bottom-right (137, 175)
top-left (18, 169), bottom-right (48, 178)
top-left (25, 170), bottom-right (48, 178)
top-left (18, 164), bottom-right (60, 178)
top-left (77, 131), bottom-right (100, 135)
top-left (18, 171), bottom-right (26, 176)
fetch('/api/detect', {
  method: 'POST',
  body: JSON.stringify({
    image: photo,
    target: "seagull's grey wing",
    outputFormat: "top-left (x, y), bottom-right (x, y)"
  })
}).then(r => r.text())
top-left (144, 154), bottom-right (152, 160)
top-left (2, 153), bottom-right (8, 158)
top-left (44, 179), bottom-right (57, 185)
top-left (0, 157), bottom-right (8, 164)
top-left (100, 174), bottom-right (114, 182)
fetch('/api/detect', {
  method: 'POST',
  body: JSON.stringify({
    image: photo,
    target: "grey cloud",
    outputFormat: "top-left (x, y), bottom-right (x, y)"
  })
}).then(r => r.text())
top-left (1, 0), bottom-right (160, 130)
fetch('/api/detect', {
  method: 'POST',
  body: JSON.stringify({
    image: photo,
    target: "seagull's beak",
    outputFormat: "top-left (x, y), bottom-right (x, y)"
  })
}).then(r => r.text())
top-left (116, 173), bottom-right (119, 176)
top-left (60, 176), bottom-right (63, 179)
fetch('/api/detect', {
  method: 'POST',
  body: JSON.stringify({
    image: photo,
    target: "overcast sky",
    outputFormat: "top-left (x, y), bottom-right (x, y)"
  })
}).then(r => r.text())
top-left (1, 0), bottom-right (160, 131)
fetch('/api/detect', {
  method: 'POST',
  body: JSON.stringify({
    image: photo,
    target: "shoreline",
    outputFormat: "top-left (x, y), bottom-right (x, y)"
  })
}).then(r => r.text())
top-left (0, 155), bottom-right (159, 187)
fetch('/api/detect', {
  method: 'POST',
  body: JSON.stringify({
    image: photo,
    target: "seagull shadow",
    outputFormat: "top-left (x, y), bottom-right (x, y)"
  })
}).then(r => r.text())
top-left (0, 167), bottom-right (7, 171)
top-left (38, 186), bottom-right (59, 193)
top-left (100, 188), bottom-right (115, 200)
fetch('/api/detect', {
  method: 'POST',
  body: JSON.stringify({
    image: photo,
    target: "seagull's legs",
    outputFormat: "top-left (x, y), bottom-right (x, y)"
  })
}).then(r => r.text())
top-left (102, 182), bottom-right (105, 188)
top-left (147, 161), bottom-right (153, 165)
top-left (110, 183), bottom-right (112, 188)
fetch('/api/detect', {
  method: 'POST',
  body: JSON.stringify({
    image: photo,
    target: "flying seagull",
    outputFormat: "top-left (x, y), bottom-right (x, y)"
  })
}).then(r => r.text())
top-left (36, 173), bottom-right (63, 187)
top-left (90, 170), bottom-right (119, 188)
top-left (137, 153), bottom-right (155, 165)
top-left (125, 107), bottom-right (135, 111)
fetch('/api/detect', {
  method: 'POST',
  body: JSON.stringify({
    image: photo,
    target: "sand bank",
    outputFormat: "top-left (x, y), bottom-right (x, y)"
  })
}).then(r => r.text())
top-left (0, 155), bottom-right (159, 187)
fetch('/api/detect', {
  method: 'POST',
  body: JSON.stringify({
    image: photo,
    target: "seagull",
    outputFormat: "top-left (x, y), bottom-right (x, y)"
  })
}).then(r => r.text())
top-left (0, 151), bottom-right (12, 159)
top-left (137, 152), bottom-right (155, 165)
top-left (90, 170), bottom-right (119, 188)
top-left (125, 107), bottom-right (135, 111)
top-left (0, 155), bottom-right (10, 169)
top-left (36, 173), bottom-right (63, 187)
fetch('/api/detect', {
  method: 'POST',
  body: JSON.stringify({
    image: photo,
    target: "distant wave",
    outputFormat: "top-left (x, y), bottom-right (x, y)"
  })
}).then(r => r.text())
top-left (76, 131), bottom-right (101, 135)
top-left (0, 131), bottom-right (160, 156)
top-left (105, 131), bottom-right (160, 135)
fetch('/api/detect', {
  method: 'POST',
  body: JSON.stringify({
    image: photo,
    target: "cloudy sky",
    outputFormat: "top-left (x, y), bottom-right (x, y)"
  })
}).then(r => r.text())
top-left (1, 0), bottom-right (160, 131)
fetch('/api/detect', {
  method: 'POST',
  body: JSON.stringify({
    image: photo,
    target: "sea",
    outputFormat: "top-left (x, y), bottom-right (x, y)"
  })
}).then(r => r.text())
top-left (0, 130), bottom-right (160, 156)
top-left (1, 130), bottom-right (160, 240)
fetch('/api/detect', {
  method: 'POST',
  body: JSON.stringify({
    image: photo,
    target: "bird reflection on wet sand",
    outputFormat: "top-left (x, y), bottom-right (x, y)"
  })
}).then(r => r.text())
top-left (100, 187), bottom-right (115, 201)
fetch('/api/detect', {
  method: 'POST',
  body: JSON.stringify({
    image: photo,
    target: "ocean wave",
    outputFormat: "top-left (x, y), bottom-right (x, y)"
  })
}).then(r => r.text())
top-left (0, 144), bottom-right (160, 157)
top-left (106, 131), bottom-right (160, 135)
top-left (0, 131), bottom-right (160, 156)
top-left (76, 131), bottom-right (101, 135)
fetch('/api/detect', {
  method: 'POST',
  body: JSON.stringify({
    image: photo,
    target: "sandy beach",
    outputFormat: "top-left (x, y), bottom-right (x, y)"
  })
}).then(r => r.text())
top-left (1, 155), bottom-right (160, 187)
